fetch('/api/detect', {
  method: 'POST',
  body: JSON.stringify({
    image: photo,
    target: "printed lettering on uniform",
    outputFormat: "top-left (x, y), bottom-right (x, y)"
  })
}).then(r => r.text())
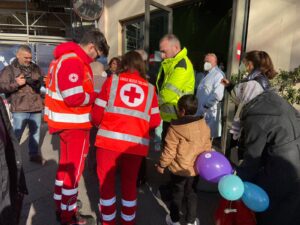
top-left (69, 73), bottom-right (79, 82)
top-left (120, 83), bottom-right (144, 107)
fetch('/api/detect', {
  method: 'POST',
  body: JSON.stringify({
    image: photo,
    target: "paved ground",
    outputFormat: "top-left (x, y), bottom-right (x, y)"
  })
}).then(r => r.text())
top-left (18, 123), bottom-right (220, 225)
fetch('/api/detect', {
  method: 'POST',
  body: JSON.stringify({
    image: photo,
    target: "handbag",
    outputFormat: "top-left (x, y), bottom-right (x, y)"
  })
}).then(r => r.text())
top-left (214, 198), bottom-right (256, 225)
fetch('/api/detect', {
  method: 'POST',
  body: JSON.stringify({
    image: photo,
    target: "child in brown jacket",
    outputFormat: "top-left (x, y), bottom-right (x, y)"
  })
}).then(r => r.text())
top-left (156, 94), bottom-right (212, 225)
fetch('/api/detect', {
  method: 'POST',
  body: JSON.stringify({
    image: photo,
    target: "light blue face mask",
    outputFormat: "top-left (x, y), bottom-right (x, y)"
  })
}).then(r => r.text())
top-left (239, 62), bottom-right (247, 75)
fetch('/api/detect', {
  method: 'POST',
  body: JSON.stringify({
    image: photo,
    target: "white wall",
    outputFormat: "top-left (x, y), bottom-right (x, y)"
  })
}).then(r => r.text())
top-left (247, 0), bottom-right (300, 71)
top-left (101, 0), bottom-right (184, 59)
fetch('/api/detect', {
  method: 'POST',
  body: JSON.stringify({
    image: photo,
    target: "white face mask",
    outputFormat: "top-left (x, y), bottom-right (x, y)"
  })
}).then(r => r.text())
top-left (239, 62), bottom-right (248, 77)
top-left (204, 62), bottom-right (212, 71)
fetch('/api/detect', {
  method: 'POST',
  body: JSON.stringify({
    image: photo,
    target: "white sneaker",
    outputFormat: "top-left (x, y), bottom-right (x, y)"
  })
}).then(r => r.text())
top-left (187, 218), bottom-right (200, 225)
top-left (166, 214), bottom-right (181, 225)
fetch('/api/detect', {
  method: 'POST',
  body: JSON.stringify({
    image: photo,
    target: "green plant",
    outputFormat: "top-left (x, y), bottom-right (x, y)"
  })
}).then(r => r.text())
top-left (271, 66), bottom-right (300, 104)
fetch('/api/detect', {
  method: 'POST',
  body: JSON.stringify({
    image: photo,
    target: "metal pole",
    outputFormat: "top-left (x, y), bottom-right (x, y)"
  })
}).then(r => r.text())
top-left (168, 10), bottom-right (173, 34)
top-left (221, 0), bottom-right (248, 156)
top-left (25, 0), bottom-right (29, 43)
top-left (144, 0), bottom-right (150, 53)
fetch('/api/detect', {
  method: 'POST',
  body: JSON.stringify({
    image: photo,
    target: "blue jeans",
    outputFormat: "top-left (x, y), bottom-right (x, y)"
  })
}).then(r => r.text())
top-left (12, 112), bottom-right (42, 156)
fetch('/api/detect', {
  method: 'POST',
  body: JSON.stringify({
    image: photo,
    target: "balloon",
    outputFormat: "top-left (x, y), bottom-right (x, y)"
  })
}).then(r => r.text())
top-left (242, 182), bottom-right (270, 212)
top-left (218, 175), bottom-right (244, 201)
top-left (196, 151), bottom-right (233, 183)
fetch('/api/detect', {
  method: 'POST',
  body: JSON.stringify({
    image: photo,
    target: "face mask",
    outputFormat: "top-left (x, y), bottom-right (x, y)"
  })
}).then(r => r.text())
top-left (239, 62), bottom-right (248, 75)
top-left (204, 62), bottom-right (212, 71)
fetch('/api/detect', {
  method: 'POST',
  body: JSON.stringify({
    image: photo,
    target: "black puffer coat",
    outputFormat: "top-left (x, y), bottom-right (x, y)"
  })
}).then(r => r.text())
top-left (237, 91), bottom-right (300, 225)
top-left (0, 97), bottom-right (27, 225)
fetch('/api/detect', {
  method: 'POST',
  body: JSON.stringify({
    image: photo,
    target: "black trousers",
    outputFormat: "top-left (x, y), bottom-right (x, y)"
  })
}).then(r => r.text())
top-left (169, 174), bottom-right (198, 223)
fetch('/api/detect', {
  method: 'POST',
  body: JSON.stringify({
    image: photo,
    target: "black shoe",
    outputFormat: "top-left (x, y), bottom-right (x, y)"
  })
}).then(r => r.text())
top-left (29, 155), bottom-right (45, 164)
top-left (56, 200), bottom-right (83, 222)
top-left (61, 212), bottom-right (95, 225)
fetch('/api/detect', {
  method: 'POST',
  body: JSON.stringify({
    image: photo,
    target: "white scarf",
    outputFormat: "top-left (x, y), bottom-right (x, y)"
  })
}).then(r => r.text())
top-left (230, 81), bottom-right (264, 140)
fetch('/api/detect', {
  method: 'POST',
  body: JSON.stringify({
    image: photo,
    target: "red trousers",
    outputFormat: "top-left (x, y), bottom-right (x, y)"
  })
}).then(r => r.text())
top-left (53, 129), bottom-right (90, 223)
top-left (97, 148), bottom-right (143, 225)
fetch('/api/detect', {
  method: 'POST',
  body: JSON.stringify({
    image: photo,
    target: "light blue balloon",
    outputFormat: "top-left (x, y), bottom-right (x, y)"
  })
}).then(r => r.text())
top-left (218, 175), bottom-right (244, 201)
top-left (242, 182), bottom-right (270, 212)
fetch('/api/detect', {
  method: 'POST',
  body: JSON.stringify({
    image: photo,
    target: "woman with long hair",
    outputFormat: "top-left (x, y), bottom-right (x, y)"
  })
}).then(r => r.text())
top-left (222, 50), bottom-right (277, 90)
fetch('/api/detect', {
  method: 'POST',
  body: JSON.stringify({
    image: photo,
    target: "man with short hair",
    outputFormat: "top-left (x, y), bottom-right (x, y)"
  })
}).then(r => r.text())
top-left (156, 34), bottom-right (195, 145)
top-left (0, 45), bottom-right (44, 163)
top-left (44, 29), bottom-right (109, 225)
top-left (196, 53), bottom-right (225, 139)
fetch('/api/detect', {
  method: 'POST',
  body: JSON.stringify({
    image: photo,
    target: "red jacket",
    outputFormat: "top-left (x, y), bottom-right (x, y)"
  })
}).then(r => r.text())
top-left (91, 71), bottom-right (161, 156)
top-left (45, 42), bottom-right (97, 133)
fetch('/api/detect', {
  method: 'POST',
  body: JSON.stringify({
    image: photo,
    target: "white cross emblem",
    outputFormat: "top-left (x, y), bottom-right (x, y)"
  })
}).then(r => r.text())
top-left (120, 83), bottom-right (144, 107)
top-left (69, 73), bottom-right (79, 82)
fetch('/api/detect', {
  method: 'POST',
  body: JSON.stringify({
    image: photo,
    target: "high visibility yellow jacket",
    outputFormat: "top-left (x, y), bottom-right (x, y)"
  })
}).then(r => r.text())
top-left (156, 47), bottom-right (195, 122)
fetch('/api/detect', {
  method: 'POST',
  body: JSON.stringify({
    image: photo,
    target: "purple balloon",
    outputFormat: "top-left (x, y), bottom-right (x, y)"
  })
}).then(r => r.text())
top-left (196, 151), bottom-right (233, 183)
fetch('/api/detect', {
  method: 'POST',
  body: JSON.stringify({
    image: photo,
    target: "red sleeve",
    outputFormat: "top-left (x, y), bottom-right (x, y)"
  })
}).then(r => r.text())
top-left (149, 90), bottom-right (161, 130)
top-left (91, 77), bottom-right (111, 127)
top-left (57, 58), bottom-right (97, 107)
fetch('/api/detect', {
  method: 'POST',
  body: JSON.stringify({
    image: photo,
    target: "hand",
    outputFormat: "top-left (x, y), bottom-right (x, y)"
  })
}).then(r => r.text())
top-left (43, 75), bottom-right (48, 84)
top-left (15, 74), bottom-right (26, 86)
top-left (155, 164), bottom-right (165, 174)
top-left (221, 78), bottom-right (230, 87)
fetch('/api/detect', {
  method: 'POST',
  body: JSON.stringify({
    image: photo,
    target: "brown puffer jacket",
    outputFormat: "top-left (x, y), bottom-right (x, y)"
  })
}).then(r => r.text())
top-left (159, 116), bottom-right (212, 176)
top-left (0, 59), bottom-right (44, 112)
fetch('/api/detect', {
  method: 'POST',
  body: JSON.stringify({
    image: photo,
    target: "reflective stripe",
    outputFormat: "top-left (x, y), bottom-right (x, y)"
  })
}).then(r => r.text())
top-left (61, 202), bottom-right (77, 211)
top-left (81, 93), bottom-right (90, 106)
top-left (144, 84), bottom-right (154, 114)
top-left (55, 179), bottom-right (63, 186)
top-left (61, 86), bottom-right (84, 98)
top-left (102, 211), bottom-right (116, 221)
top-left (107, 75), bottom-right (119, 108)
top-left (61, 203), bottom-right (67, 210)
top-left (54, 53), bottom-right (77, 92)
top-left (121, 199), bottom-right (137, 207)
top-left (151, 107), bottom-right (159, 114)
top-left (44, 107), bottom-right (90, 123)
top-left (121, 212), bottom-right (135, 221)
top-left (53, 194), bottom-right (62, 200)
top-left (97, 129), bottom-right (149, 146)
top-left (46, 89), bottom-right (63, 101)
top-left (100, 196), bottom-right (116, 206)
top-left (106, 106), bottom-right (150, 121)
top-left (68, 202), bottom-right (77, 211)
top-left (62, 188), bottom-right (78, 196)
top-left (95, 98), bottom-right (107, 107)
top-left (165, 83), bottom-right (193, 96)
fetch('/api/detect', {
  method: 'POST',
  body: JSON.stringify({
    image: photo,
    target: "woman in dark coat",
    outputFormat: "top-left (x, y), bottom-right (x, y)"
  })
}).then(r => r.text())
top-left (232, 81), bottom-right (300, 225)
top-left (0, 96), bottom-right (27, 225)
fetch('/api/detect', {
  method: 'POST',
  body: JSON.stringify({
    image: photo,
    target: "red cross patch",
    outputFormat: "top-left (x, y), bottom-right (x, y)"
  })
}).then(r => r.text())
top-left (120, 83), bottom-right (144, 107)
top-left (69, 73), bottom-right (79, 82)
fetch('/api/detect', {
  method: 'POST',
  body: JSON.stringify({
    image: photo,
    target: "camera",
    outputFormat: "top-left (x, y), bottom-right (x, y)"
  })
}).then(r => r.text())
top-left (20, 69), bottom-right (42, 93)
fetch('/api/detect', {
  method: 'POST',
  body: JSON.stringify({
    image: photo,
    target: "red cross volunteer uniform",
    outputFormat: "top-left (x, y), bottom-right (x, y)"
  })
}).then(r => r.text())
top-left (91, 70), bottom-right (161, 225)
top-left (44, 42), bottom-right (97, 224)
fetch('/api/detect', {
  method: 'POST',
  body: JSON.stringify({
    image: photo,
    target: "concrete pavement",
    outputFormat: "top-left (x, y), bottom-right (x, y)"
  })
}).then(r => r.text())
top-left (19, 123), bottom-right (220, 225)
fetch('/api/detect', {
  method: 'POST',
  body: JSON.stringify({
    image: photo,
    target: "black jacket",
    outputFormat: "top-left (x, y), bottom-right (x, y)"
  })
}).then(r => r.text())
top-left (237, 91), bottom-right (300, 225)
top-left (0, 97), bottom-right (27, 225)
